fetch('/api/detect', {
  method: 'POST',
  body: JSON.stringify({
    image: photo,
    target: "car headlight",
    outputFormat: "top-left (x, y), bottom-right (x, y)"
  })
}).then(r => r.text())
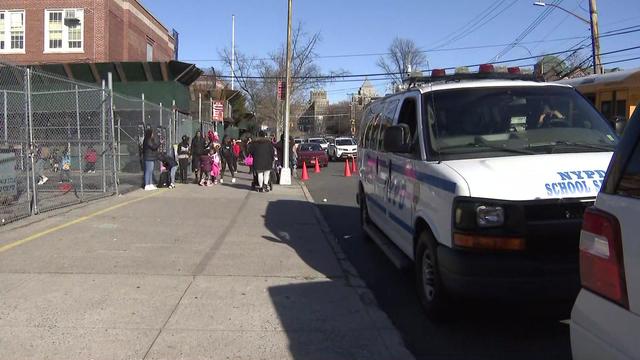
top-left (476, 205), bottom-right (504, 227)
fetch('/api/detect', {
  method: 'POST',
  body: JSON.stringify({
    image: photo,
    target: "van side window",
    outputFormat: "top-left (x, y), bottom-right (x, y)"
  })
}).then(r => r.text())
top-left (359, 108), bottom-right (372, 146)
top-left (397, 97), bottom-right (420, 158)
top-left (379, 100), bottom-right (399, 151)
top-left (366, 115), bottom-right (380, 150)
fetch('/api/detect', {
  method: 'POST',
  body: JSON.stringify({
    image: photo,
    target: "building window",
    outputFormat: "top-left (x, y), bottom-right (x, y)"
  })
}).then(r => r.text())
top-left (44, 9), bottom-right (83, 52)
top-left (0, 10), bottom-right (25, 52)
top-left (146, 42), bottom-right (153, 61)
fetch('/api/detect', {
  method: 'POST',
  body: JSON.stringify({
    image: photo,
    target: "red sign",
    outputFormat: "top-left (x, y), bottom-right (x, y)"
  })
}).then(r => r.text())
top-left (211, 100), bottom-right (224, 122)
top-left (277, 81), bottom-right (285, 100)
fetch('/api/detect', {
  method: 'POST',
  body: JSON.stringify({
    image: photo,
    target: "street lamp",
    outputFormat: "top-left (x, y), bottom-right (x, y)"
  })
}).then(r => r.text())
top-left (533, 1), bottom-right (602, 74)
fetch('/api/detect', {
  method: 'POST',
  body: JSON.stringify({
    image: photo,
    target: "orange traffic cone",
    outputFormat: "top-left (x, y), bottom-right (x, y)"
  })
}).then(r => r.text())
top-left (351, 156), bottom-right (357, 173)
top-left (344, 158), bottom-right (352, 177)
top-left (314, 157), bottom-right (321, 173)
top-left (301, 161), bottom-right (310, 181)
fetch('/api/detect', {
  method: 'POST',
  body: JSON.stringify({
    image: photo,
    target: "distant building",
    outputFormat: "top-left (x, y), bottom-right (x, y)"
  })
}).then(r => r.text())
top-left (298, 90), bottom-right (328, 134)
top-left (0, 0), bottom-right (177, 65)
top-left (350, 79), bottom-right (378, 133)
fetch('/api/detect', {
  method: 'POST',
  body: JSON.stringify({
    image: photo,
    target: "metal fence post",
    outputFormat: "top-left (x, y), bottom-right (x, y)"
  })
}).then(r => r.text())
top-left (108, 72), bottom-right (119, 195)
top-left (141, 93), bottom-right (145, 126)
top-left (3, 90), bottom-right (7, 144)
top-left (26, 68), bottom-right (37, 215)
top-left (75, 85), bottom-right (84, 200)
top-left (159, 102), bottom-right (163, 127)
top-left (101, 80), bottom-right (107, 193)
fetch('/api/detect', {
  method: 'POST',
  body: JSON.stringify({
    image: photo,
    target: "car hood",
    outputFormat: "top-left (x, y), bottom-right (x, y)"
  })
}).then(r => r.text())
top-left (335, 145), bottom-right (357, 151)
top-left (443, 152), bottom-right (613, 201)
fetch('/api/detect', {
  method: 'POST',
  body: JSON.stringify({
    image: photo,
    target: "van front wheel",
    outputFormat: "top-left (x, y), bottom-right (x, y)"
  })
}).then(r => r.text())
top-left (415, 231), bottom-right (448, 319)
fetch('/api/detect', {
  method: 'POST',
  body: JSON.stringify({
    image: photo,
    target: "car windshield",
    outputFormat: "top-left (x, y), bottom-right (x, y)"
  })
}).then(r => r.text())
top-left (425, 86), bottom-right (618, 159)
top-left (309, 138), bottom-right (326, 144)
top-left (300, 144), bottom-right (323, 151)
top-left (336, 139), bottom-right (355, 146)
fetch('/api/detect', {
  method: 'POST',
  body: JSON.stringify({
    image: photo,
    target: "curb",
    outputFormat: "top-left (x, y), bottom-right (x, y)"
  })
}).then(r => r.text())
top-left (297, 179), bottom-right (416, 360)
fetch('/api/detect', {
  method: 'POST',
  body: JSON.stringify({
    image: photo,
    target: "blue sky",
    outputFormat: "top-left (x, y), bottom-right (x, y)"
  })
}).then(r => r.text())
top-left (143, 0), bottom-right (640, 102)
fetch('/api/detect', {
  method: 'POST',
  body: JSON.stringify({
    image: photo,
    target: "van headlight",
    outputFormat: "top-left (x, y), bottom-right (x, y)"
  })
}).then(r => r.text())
top-left (454, 200), bottom-right (506, 229)
top-left (476, 205), bottom-right (504, 227)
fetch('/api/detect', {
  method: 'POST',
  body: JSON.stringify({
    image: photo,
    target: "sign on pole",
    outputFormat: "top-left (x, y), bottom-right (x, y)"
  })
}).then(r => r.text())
top-left (277, 80), bottom-right (285, 101)
top-left (211, 100), bottom-right (224, 122)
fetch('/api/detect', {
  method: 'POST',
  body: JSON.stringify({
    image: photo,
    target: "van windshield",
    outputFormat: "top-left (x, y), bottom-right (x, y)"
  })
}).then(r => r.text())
top-left (425, 86), bottom-right (618, 159)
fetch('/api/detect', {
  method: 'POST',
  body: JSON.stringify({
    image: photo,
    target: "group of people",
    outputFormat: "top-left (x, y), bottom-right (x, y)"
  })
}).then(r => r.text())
top-left (33, 144), bottom-right (100, 186)
top-left (141, 128), bottom-right (298, 193)
top-left (141, 128), bottom-right (242, 190)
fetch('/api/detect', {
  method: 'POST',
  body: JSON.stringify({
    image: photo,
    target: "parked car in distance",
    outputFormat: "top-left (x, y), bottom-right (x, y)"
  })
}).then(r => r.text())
top-left (308, 137), bottom-right (329, 152)
top-left (297, 143), bottom-right (329, 168)
top-left (571, 104), bottom-right (640, 360)
top-left (328, 137), bottom-right (358, 161)
top-left (294, 138), bottom-right (305, 145)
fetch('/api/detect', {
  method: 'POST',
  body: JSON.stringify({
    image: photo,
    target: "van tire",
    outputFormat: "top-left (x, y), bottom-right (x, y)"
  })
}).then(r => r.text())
top-left (415, 231), bottom-right (448, 319)
top-left (359, 188), bottom-right (372, 242)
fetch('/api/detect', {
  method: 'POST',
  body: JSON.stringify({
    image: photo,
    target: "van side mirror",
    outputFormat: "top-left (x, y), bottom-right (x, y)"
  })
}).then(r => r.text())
top-left (384, 125), bottom-right (411, 153)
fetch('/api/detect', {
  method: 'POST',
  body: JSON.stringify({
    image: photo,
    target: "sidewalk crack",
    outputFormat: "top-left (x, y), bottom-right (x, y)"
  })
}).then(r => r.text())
top-left (142, 276), bottom-right (194, 360)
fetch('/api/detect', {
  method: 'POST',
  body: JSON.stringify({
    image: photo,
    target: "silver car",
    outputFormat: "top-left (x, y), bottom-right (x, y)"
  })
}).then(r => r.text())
top-left (571, 105), bottom-right (640, 360)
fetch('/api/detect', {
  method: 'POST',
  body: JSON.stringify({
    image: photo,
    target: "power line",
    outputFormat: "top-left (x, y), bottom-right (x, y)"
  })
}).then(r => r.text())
top-left (183, 24), bottom-right (640, 63)
top-left (431, 0), bottom-right (506, 49)
top-left (601, 56), bottom-right (640, 66)
top-left (433, 0), bottom-right (518, 50)
top-left (492, 0), bottom-right (563, 61)
top-left (216, 44), bottom-right (640, 84)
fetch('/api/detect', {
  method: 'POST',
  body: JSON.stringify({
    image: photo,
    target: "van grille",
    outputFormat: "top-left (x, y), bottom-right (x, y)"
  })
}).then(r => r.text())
top-left (523, 200), bottom-right (594, 256)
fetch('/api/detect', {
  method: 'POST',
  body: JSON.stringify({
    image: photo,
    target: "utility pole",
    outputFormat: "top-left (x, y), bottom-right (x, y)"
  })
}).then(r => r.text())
top-left (588, 0), bottom-right (603, 74)
top-left (231, 15), bottom-right (235, 90)
top-left (279, 0), bottom-right (293, 186)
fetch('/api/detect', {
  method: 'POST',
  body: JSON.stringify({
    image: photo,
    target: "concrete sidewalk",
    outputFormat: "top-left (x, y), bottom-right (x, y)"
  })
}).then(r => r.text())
top-left (0, 170), bottom-right (413, 360)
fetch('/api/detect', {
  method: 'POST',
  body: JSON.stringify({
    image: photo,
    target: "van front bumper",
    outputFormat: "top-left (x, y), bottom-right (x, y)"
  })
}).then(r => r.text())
top-left (437, 245), bottom-right (580, 301)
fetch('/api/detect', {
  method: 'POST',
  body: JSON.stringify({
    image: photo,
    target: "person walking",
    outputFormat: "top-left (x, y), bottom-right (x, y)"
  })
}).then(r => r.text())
top-left (177, 135), bottom-right (190, 184)
top-left (219, 136), bottom-right (237, 184)
top-left (191, 130), bottom-right (206, 184)
top-left (142, 128), bottom-right (160, 190)
top-left (249, 131), bottom-right (274, 193)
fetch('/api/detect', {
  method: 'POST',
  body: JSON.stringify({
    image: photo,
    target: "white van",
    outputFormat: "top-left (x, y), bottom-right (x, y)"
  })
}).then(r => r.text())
top-left (356, 69), bottom-right (618, 318)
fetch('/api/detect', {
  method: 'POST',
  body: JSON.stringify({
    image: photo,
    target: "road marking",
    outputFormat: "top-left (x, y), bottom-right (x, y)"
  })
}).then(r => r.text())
top-left (0, 191), bottom-right (164, 254)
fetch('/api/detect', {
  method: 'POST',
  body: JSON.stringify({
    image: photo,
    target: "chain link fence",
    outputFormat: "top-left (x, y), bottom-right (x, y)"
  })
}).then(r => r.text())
top-left (0, 62), bottom-right (205, 225)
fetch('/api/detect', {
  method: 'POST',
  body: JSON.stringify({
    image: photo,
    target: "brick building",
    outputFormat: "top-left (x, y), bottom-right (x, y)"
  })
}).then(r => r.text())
top-left (0, 0), bottom-right (176, 65)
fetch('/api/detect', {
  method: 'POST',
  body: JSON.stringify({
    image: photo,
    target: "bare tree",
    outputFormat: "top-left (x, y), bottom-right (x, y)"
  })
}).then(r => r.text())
top-left (377, 37), bottom-right (428, 85)
top-left (219, 23), bottom-right (346, 133)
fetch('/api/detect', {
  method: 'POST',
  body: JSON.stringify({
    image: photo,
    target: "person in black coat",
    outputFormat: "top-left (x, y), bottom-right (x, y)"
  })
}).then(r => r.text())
top-left (249, 131), bottom-right (275, 192)
top-left (142, 128), bottom-right (160, 190)
top-left (219, 136), bottom-right (237, 183)
top-left (191, 131), bottom-right (206, 183)
top-left (177, 135), bottom-right (190, 184)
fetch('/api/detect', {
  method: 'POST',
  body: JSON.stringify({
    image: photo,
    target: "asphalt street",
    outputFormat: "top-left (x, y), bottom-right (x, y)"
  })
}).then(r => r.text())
top-left (304, 161), bottom-right (573, 360)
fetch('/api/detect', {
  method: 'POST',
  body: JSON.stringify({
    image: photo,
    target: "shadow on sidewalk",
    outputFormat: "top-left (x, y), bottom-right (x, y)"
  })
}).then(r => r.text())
top-left (262, 199), bottom-right (393, 359)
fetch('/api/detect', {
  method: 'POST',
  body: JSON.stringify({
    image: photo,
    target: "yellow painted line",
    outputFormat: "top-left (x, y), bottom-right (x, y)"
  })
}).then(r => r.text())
top-left (0, 190), bottom-right (164, 254)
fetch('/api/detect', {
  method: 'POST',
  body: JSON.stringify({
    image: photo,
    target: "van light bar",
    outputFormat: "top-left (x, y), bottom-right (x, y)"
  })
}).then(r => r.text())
top-left (478, 64), bottom-right (495, 73)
